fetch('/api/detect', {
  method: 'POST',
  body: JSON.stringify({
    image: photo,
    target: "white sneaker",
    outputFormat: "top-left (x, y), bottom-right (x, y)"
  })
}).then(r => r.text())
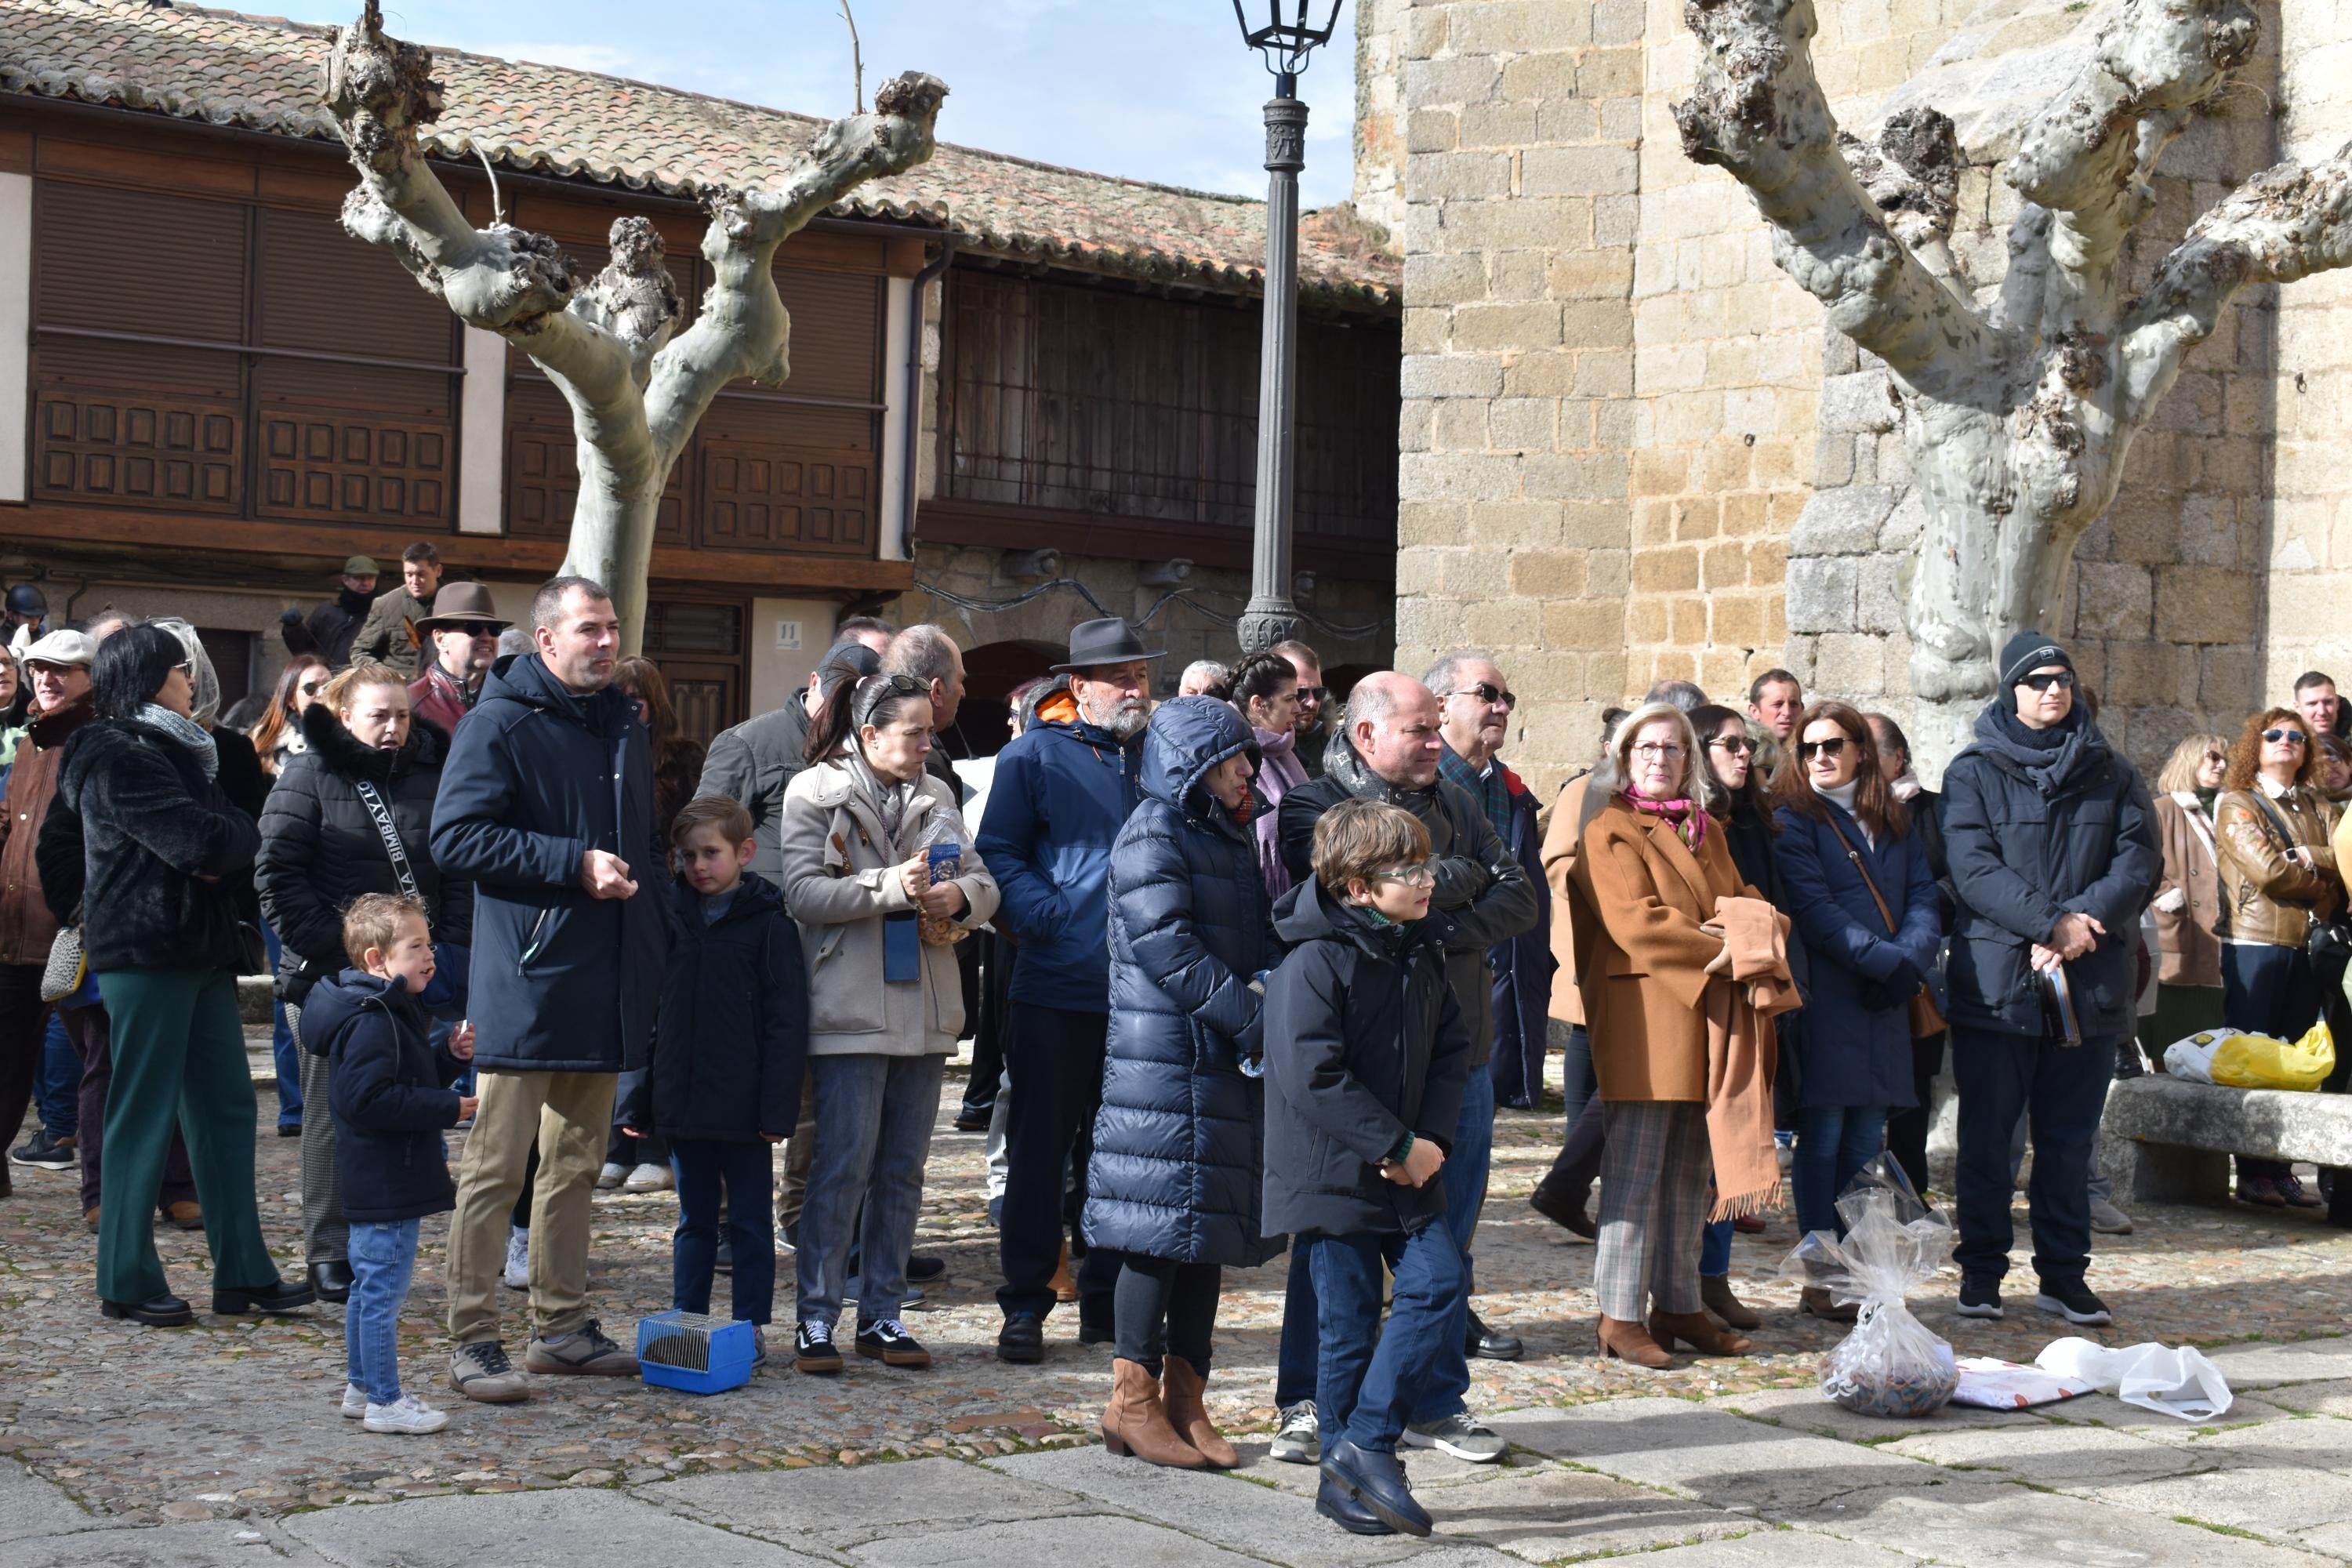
top-left (622, 1162), bottom-right (673, 1192)
top-left (596, 1162), bottom-right (627, 1190)
top-left (502, 1225), bottom-right (528, 1291)
top-left (339, 1383), bottom-right (368, 1420)
top-left (363, 1393), bottom-right (449, 1434)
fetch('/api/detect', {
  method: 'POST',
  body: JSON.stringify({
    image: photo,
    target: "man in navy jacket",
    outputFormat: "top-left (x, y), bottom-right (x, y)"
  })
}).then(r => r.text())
top-left (430, 575), bottom-right (670, 1401)
top-left (977, 616), bottom-right (1160, 1363)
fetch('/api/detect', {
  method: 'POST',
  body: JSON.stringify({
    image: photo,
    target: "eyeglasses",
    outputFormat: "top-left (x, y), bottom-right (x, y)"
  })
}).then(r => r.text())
top-left (1445, 681), bottom-right (1515, 710)
top-left (1798, 736), bottom-right (1851, 761)
top-left (1706, 735), bottom-right (1752, 755)
top-left (2017, 670), bottom-right (2075, 693)
top-left (2263, 728), bottom-right (2309, 747)
top-left (1631, 742), bottom-right (1685, 760)
top-left (1370, 864), bottom-right (1436, 888)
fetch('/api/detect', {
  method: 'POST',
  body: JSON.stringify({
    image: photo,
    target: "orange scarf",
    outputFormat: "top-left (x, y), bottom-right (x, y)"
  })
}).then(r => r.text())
top-left (1702, 895), bottom-right (1799, 1221)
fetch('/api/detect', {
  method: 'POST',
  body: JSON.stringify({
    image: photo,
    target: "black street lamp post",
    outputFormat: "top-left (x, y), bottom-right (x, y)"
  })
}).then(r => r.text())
top-left (1230, 2), bottom-right (1342, 654)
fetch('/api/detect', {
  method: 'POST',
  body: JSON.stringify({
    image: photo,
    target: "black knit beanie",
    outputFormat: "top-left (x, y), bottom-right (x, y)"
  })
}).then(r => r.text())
top-left (1998, 631), bottom-right (2072, 689)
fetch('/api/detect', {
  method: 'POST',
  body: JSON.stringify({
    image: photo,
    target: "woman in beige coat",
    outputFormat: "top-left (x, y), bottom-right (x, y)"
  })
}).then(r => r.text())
top-left (780, 673), bottom-right (1000, 1372)
top-left (2147, 734), bottom-right (2229, 1051)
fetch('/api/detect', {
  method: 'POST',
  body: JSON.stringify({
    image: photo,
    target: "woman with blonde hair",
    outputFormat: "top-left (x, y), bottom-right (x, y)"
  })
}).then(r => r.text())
top-left (2147, 734), bottom-right (2230, 1051)
top-left (1568, 701), bottom-right (1797, 1367)
top-left (2214, 708), bottom-right (2339, 1207)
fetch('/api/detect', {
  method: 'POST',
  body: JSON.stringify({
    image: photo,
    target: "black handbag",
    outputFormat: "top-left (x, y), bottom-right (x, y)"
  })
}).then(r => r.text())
top-left (2244, 791), bottom-right (2352, 962)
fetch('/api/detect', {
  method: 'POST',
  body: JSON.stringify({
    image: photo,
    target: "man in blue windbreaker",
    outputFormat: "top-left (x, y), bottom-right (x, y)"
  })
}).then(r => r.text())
top-left (978, 617), bottom-right (1160, 1364)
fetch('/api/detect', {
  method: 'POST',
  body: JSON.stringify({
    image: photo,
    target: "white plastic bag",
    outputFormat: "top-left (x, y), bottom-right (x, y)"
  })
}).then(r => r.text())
top-left (1779, 1156), bottom-right (1959, 1417)
top-left (1951, 1356), bottom-right (2094, 1410)
top-left (2163, 1033), bottom-right (2222, 1082)
top-left (2034, 1338), bottom-right (2232, 1421)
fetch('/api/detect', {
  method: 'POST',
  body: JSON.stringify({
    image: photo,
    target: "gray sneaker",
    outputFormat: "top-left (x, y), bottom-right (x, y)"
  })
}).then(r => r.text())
top-left (1403, 1412), bottom-right (1507, 1464)
top-left (2089, 1196), bottom-right (2134, 1235)
top-left (1269, 1399), bottom-right (1319, 1465)
top-left (525, 1318), bottom-right (638, 1376)
top-left (448, 1341), bottom-right (530, 1403)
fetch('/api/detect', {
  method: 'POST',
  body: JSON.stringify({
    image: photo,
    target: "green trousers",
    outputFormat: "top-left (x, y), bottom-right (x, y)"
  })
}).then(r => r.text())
top-left (93, 968), bottom-right (278, 1305)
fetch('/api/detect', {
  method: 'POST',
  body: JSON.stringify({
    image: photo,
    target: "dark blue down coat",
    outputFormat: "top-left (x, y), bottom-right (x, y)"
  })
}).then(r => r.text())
top-left (1082, 697), bottom-right (1282, 1267)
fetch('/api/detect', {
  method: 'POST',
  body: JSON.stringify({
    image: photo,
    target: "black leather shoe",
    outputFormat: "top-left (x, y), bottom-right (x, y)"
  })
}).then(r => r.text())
top-left (906, 1253), bottom-right (946, 1284)
top-left (1467, 1309), bottom-right (1524, 1362)
top-left (1077, 1317), bottom-right (1115, 1346)
top-left (952, 1106), bottom-right (991, 1133)
top-left (213, 1278), bottom-right (316, 1317)
top-left (307, 1261), bottom-right (353, 1305)
top-left (1314, 1475), bottom-right (1395, 1535)
top-left (1528, 1181), bottom-right (1598, 1240)
top-left (101, 1293), bottom-right (193, 1327)
top-left (1322, 1440), bottom-right (1431, 1537)
top-left (996, 1312), bottom-right (1044, 1363)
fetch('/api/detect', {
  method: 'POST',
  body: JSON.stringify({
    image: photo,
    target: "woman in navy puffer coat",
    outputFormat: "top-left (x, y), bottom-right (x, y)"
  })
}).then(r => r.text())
top-left (1083, 696), bottom-right (1279, 1469)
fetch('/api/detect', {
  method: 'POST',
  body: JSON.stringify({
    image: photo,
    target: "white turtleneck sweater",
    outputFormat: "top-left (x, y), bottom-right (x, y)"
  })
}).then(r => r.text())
top-left (1817, 775), bottom-right (1874, 846)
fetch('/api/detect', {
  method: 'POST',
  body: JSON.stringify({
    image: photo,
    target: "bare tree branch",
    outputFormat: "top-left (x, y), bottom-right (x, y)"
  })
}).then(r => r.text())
top-left (1672, 0), bottom-right (1993, 401)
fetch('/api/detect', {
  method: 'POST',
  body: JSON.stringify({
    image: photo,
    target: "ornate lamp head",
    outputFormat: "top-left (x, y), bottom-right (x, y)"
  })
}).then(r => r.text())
top-left (1229, 0), bottom-right (1345, 90)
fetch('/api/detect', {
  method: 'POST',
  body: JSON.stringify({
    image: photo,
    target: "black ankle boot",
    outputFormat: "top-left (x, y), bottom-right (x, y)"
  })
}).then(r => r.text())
top-left (307, 1261), bottom-right (353, 1304)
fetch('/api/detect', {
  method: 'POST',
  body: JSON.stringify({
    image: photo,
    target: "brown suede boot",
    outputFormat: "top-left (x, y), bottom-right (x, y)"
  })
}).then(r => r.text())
top-left (1650, 1309), bottom-right (1754, 1356)
top-left (1801, 1286), bottom-right (1859, 1323)
top-left (1700, 1273), bottom-right (1762, 1330)
top-left (1049, 1242), bottom-right (1079, 1305)
top-left (1161, 1356), bottom-right (1238, 1469)
top-left (1596, 1315), bottom-right (1672, 1368)
top-left (1104, 1359), bottom-right (1206, 1468)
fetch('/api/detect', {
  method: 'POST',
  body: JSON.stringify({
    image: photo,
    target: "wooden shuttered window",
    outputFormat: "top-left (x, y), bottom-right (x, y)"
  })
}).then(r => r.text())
top-left (27, 176), bottom-right (462, 529)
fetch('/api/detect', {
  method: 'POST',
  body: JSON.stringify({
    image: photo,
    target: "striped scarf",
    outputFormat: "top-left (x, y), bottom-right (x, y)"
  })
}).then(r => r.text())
top-left (1437, 743), bottom-right (1510, 836)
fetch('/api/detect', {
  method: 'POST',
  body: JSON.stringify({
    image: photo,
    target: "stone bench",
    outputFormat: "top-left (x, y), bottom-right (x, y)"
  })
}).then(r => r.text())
top-left (2097, 1074), bottom-right (2352, 1207)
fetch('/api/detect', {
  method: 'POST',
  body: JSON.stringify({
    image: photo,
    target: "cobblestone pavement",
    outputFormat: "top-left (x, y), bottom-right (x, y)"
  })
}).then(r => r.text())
top-left (4, 1060), bottom-right (2352, 1565)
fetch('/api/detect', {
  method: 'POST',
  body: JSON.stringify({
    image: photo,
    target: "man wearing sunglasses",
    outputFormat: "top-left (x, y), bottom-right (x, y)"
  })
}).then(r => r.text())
top-left (1272, 640), bottom-right (1330, 780)
top-left (1941, 632), bottom-right (2158, 1330)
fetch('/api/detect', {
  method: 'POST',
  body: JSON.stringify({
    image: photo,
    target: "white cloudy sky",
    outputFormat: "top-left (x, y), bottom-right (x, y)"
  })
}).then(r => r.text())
top-left (321, 0), bottom-right (1359, 206)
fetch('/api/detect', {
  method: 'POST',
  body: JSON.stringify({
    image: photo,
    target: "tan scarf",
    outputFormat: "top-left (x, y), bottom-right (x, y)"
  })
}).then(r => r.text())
top-left (1701, 894), bottom-right (1799, 1221)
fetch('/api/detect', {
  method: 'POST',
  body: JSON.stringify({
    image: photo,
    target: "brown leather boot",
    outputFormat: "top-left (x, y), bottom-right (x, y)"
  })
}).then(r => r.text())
top-left (1700, 1273), bottom-right (1762, 1330)
top-left (1161, 1356), bottom-right (1237, 1468)
top-left (1104, 1359), bottom-right (1206, 1468)
top-left (1801, 1286), bottom-right (1859, 1323)
top-left (1596, 1315), bottom-right (1672, 1368)
top-left (1650, 1309), bottom-right (1754, 1356)
top-left (1049, 1242), bottom-right (1078, 1305)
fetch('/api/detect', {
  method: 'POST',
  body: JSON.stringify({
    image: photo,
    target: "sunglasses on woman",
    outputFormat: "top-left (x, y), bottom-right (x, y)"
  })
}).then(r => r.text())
top-left (2263, 728), bottom-right (2309, 747)
top-left (1797, 736), bottom-right (1852, 761)
top-left (1706, 735), bottom-right (1752, 754)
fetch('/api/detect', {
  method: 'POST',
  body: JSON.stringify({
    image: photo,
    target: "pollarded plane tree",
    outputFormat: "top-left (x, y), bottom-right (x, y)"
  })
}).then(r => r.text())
top-left (1675, 0), bottom-right (2351, 737)
top-left (318, 3), bottom-right (946, 650)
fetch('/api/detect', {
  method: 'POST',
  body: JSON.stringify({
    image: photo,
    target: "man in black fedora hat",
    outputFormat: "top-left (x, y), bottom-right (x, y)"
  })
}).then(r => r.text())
top-left (977, 615), bottom-right (1161, 1362)
top-left (407, 582), bottom-right (510, 736)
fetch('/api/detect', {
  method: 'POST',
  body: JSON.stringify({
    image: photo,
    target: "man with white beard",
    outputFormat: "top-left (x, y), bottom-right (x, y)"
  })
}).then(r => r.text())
top-left (977, 618), bottom-right (1163, 1363)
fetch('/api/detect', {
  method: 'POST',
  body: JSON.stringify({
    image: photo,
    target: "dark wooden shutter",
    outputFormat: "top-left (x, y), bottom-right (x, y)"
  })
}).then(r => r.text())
top-left (30, 180), bottom-right (246, 514)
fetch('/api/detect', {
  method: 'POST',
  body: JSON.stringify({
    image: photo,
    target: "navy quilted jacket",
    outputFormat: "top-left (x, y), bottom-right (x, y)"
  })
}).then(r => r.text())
top-left (1082, 698), bottom-right (1282, 1267)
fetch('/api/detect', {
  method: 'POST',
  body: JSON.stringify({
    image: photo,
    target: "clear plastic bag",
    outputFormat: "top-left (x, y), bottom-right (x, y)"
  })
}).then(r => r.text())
top-left (1778, 1155), bottom-right (1959, 1417)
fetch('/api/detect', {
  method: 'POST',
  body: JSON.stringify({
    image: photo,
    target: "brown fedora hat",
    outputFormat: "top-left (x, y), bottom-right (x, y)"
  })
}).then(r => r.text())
top-left (415, 581), bottom-right (509, 633)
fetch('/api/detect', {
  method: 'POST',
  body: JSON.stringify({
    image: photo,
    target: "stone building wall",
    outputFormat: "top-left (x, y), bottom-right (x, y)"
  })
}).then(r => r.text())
top-left (1384, 0), bottom-right (2332, 793)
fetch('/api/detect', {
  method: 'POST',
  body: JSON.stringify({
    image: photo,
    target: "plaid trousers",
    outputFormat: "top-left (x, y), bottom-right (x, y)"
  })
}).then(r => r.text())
top-left (1593, 1099), bottom-right (1711, 1321)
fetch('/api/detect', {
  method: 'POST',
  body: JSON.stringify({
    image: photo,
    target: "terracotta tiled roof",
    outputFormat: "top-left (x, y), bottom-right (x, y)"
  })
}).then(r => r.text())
top-left (0, 0), bottom-right (1398, 309)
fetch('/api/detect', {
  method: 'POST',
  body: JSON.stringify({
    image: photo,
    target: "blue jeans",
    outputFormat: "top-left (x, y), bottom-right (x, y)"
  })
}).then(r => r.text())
top-left (797, 1052), bottom-right (946, 1328)
top-left (1307, 1222), bottom-right (1465, 1454)
top-left (1700, 1218), bottom-right (1733, 1278)
top-left (347, 1219), bottom-right (420, 1406)
top-left (1953, 1028), bottom-right (2111, 1286)
top-left (261, 923), bottom-right (300, 1129)
top-left (1410, 1065), bottom-right (1492, 1422)
top-left (33, 1009), bottom-right (78, 1138)
top-left (1794, 1104), bottom-right (1889, 1237)
top-left (1274, 1248), bottom-right (1318, 1409)
top-left (672, 1138), bottom-right (777, 1324)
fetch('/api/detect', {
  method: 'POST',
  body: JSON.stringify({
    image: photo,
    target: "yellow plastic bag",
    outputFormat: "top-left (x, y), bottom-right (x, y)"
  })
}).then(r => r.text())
top-left (2209, 1022), bottom-right (2335, 1091)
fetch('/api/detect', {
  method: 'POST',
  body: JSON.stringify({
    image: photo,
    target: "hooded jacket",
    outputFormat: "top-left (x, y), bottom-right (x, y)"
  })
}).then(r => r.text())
top-left (309, 968), bottom-right (464, 1223)
top-left (0, 697), bottom-right (96, 965)
top-left (257, 703), bottom-right (470, 1008)
top-left (1261, 875), bottom-right (1468, 1239)
top-left (975, 685), bottom-right (1146, 1012)
top-left (647, 873), bottom-right (808, 1142)
top-left (38, 714), bottom-right (260, 974)
top-left (1942, 701), bottom-right (2161, 1040)
top-left (695, 697), bottom-right (814, 893)
top-left (1083, 699), bottom-right (1282, 1267)
top-left (427, 653), bottom-right (670, 1073)
top-left (1276, 728), bottom-right (1540, 1065)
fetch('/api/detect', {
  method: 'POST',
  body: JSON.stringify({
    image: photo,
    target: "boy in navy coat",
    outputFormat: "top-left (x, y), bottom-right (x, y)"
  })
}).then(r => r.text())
top-left (309, 894), bottom-right (477, 1435)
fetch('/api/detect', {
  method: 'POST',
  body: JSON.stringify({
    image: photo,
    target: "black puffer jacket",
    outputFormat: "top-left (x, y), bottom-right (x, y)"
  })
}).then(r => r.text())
top-left (309, 969), bottom-right (465, 1224)
top-left (1276, 729), bottom-right (1539, 1065)
top-left (646, 873), bottom-right (808, 1143)
top-left (37, 717), bottom-right (260, 973)
top-left (1261, 875), bottom-right (1469, 1239)
top-left (1943, 702), bottom-right (2161, 1040)
top-left (1083, 698), bottom-right (1281, 1267)
top-left (257, 703), bottom-right (470, 1007)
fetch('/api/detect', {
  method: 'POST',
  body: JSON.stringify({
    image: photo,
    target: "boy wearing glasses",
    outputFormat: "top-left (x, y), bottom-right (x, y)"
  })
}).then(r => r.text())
top-left (1941, 632), bottom-right (2158, 1328)
top-left (1264, 798), bottom-right (1471, 1538)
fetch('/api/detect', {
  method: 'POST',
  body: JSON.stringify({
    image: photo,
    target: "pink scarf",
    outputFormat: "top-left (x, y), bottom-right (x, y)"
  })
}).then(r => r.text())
top-left (1628, 789), bottom-right (1708, 851)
